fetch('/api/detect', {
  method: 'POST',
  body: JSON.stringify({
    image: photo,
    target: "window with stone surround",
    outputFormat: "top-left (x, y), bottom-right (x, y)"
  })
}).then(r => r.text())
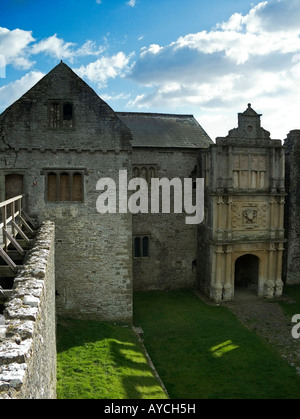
top-left (48, 101), bottom-right (74, 129)
top-left (133, 235), bottom-right (150, 258)
top-left (43, 169), bottom-right (84, 202)
top-left (132, 165), bottom-right (157, 183)
top-left (232, 153), bottom-right (267, 189)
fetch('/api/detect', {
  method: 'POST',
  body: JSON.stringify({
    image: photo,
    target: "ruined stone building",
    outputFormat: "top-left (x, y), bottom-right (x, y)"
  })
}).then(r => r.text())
top-left (0, 61), bottom-right (298, 322)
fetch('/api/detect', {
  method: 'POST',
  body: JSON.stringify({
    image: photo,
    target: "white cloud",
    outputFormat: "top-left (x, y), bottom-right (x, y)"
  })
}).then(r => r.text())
top-left (0, 71), bottom-right (44, 113)
top-left (216, 12), bottom-right (244, 32)
top-left (2, 0), bottom-right (300, 142)
top-left (31, 34), bottom-right (76, 60)
top-left (127, 0), bottom-right (136, 7)
top-left (101, 92), bottom-right (131, 101)
top-left (128, 0), bottom-right (300, 140)
top-left (0, 27), bottom-right (35, 69)
top-left (0, 28), bottom-right (107, 71)
top-left (31, 35), bottom-right (105, 62)
top-left (0, 26), bottom-right (131, 112)
top-left (75, 40), bottom-right (106, 57)
top-left (243, 0), bottom-right (300, 33)
top-left (140, 44), bottom-right (162, 57)
top-left (74, 52), bottom-right (133, 87)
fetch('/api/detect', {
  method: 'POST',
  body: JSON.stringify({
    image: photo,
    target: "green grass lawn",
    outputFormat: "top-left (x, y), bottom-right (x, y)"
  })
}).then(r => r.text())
top-left (56, 319), bottom-right (168, 399)
top-left (133, 289), bottom-right (300, 399)
top-left (56, 287), bottom-right (300, 400)
top-left (279, 285), bottom-right (300, 317)
top-left (279, 285), bottom-right (300, 341)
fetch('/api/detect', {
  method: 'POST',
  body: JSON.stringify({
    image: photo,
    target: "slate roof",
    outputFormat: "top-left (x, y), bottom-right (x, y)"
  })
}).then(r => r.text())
top-left (117, 112), bottom-right (213, 148)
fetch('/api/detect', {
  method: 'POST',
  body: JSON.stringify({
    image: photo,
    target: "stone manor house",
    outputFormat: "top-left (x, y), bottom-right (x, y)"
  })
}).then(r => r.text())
top-left (0, 61), bottom-right (299, 322)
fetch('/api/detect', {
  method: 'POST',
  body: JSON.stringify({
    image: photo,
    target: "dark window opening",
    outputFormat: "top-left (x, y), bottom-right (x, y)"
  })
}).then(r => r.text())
top-left (134, 235), bottom-right (150, 258)
top-left (49, 101), bottom-right (74, 128)
top-left (63, 103), bottom-right (73, 121)
top-left (142, 236), bottom-right (149, 257)
top-left (134, 237), bottom-right (141, 258)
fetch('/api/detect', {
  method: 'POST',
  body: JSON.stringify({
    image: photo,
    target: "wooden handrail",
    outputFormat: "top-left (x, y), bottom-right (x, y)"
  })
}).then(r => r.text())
top-left (0, 194), bottom-right (24, 209)
top-left (0, 195), bottom-right (27, 271)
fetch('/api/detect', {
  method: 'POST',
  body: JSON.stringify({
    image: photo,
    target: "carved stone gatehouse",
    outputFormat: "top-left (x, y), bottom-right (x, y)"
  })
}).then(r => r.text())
top-left (198, 104), bottom-right (286, 302)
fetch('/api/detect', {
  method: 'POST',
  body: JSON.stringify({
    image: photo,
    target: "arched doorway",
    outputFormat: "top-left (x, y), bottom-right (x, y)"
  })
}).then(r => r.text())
top-left (235, 254), bottom-right (259, 292)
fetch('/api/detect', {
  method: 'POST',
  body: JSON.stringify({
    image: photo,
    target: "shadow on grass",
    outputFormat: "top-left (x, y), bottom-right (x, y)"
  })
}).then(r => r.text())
top-left (56, 318), bottom-right (167, 399)
top-left (133, 289), bottom-right (300, 399)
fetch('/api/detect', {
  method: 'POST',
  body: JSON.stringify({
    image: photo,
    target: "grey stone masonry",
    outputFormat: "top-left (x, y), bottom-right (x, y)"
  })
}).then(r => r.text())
top-left (284, 130), bottom-right (300, 284)
top-left (0, 221), bottom-right (56, 399)
top-left (0, 61), bottom-right (133, 322)
top-left (131, 148), bottom-right (200, 291)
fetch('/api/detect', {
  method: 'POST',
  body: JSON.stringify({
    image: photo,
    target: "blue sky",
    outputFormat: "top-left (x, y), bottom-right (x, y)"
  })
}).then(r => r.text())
top-left (1, 0), bottom-right (300, 140)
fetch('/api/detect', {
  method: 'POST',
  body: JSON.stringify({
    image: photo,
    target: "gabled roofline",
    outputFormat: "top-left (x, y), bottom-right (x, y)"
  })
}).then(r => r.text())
top-left (116, 111), bottom-right (195, 118)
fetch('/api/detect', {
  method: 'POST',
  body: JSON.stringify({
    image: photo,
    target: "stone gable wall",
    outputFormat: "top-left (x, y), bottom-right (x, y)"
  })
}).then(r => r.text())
top-left (0, 63), bottom-right (132, 153)
top-left (0, 62), bottom-right (133, 322)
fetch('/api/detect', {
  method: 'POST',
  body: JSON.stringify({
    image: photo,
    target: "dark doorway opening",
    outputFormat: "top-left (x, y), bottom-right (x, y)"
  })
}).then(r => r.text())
top-left (235, 254), bottom-right (259, 292)
top-left (5, 174), bottom-right (23, 200)
top-left (4, 174), bottom-right (24, 217)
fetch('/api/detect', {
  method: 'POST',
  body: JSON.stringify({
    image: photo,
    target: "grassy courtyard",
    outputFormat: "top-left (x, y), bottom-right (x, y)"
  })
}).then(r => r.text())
top-left (57, 287), bottom-right (300, 399)
top-left (134, 288), bottom-right (300, 399)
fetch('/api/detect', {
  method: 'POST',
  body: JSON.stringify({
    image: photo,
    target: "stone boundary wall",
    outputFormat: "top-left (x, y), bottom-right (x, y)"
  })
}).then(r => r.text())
top-left (0, 221), bottom-right (56, 399)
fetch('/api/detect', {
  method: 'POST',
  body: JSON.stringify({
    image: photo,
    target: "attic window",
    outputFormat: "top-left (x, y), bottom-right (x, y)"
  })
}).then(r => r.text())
top-left (48, 101), bottom-right (74, 129)
top-left (63, 103), bottom-right (73, 121)
top-left (49, 103), bottom-right (60, 129)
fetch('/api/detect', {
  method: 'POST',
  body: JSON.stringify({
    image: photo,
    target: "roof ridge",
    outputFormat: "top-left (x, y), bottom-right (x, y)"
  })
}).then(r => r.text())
top-left (116, 111), bottom-right (194, 118)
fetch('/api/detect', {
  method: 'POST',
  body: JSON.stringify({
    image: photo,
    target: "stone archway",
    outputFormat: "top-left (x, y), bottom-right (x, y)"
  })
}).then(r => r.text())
top-left (234, 254), bottom-right (259, 292)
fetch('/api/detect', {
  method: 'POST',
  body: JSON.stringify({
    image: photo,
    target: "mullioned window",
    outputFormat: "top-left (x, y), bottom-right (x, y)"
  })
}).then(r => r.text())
top-left (42, 169), bottom-right (85, 202)
top-left (48, 101), bottom-right (74, 129)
